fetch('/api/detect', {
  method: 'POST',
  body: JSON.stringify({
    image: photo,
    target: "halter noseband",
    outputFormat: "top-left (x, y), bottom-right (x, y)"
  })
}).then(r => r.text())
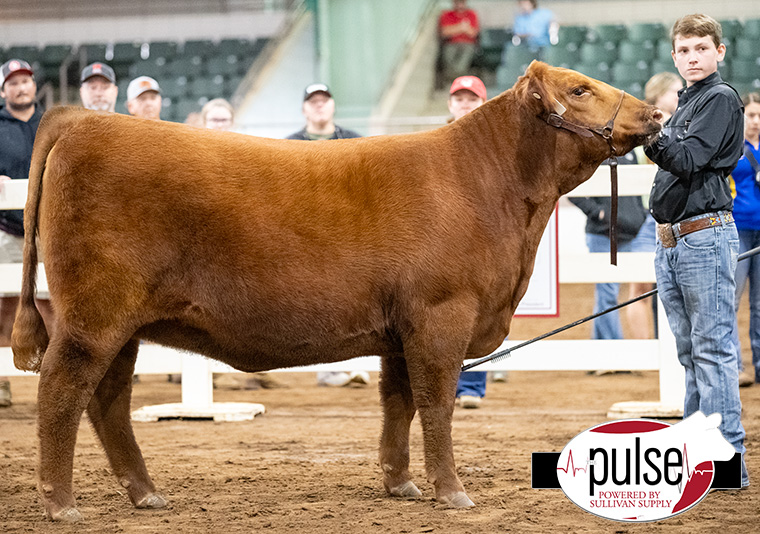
top-left (545, 89), bottom-right (626, 265)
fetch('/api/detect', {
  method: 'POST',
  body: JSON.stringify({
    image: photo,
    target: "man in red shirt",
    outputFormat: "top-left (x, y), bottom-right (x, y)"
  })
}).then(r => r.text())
top-left (439, 0), bottom-right (480, 83)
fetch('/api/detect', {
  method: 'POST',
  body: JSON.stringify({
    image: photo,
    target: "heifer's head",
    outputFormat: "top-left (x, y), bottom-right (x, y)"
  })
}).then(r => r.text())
top-left (517, 61), bottom-right (662, 180)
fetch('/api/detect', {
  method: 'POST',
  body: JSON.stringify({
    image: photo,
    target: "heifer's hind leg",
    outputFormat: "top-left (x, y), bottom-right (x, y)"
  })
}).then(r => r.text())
top-left (379, 355), bottom-right (422, 499)
top-left (36, 335), bottom-right (121, 521)
top-left (86, 338), bottom-right (166, 511)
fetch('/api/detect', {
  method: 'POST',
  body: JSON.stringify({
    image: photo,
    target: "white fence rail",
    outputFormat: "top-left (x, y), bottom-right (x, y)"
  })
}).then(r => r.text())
top-left (0, 166), bottom-right (683, 416)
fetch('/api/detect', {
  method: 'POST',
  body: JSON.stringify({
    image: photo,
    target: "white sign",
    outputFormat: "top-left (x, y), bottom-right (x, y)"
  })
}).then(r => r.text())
top-left (515, 207), bottom-right (558, 316)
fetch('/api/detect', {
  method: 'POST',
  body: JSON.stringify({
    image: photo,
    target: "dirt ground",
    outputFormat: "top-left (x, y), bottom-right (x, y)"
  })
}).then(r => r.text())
top-left (2, 284), bottom-right (759, 533)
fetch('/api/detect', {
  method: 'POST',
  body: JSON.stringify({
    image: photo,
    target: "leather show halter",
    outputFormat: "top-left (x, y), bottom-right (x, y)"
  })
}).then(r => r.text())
top-left (542, 89), bottom-right (626, 265)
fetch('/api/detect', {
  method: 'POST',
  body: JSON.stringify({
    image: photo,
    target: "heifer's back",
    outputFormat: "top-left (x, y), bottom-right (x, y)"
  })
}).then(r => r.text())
top-left (13, 107), bottom-right (500, 374)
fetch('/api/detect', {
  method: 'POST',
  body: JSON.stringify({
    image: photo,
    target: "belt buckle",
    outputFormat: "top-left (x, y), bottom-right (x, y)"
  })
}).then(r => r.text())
top-left (658, 223), bottom-right (676, 248)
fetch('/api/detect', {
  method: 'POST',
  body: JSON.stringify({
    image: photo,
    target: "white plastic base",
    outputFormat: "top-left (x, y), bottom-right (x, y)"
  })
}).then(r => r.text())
top-left (607, 401), bottom-right (683, 420)
top-left (131, 402), bottom-right (265, 422)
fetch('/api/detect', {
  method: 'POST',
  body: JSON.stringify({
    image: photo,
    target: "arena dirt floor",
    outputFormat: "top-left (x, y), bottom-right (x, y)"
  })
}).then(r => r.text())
top-left (2, 284), bottom-right (759, 533)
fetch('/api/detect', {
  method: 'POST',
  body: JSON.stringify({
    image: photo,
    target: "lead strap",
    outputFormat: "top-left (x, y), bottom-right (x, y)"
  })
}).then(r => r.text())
top-left (609, 157), bottom-right (618, 266)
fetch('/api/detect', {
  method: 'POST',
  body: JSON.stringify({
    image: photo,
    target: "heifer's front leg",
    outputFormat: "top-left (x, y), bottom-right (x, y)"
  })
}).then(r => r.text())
top-left (379, 355), bottom-right (422, 499)
top-left (403, 306), bottom-right (476, 508)
top-left (36, 335), bottom-right (116, 522)
top-left (86, 338), bottom-right (166, 511)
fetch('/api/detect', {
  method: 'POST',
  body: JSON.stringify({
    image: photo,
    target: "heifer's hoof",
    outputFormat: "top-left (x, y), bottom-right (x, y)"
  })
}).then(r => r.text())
top-left (389, 480), bottom-right (423, 498)
top-left (135, 493), bottom-right (168, 509)
top-left (48, 507), bottom-right (84, 522)
top-left (437, 491), bottom-right (475, 508)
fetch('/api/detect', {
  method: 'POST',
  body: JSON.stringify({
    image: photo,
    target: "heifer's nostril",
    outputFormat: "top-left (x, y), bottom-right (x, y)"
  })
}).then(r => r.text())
top-left (652, 109), bottom-right (664, 123)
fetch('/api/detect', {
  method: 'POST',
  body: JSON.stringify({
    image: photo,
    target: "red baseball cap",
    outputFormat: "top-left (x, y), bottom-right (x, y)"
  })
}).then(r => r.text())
top-left (449, 76), bottom-right (487, 100)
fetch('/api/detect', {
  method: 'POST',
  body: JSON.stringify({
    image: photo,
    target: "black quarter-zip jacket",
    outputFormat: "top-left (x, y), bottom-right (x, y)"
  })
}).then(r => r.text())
top-left (644, 71), bottom-right (744, 224)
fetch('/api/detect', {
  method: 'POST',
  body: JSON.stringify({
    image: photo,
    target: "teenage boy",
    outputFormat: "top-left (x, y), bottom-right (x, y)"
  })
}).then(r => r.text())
top-left (645, 14), bottom-right (748, 487)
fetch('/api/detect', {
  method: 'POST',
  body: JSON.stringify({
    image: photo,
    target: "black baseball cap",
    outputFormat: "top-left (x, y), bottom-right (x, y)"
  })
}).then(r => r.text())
top-left (303, 83), bottom-right (332, 102)
top-left (81, 62), bottom-right (116, 84)
top-left (1, 59), bottom-right (34, 87)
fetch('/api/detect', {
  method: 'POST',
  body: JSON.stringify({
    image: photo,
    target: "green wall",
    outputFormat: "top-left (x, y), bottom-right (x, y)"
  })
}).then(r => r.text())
top-left (314, 0), bottom-right (433, 117)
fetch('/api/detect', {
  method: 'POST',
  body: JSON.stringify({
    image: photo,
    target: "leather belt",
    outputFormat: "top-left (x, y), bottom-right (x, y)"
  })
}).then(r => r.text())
top-left (657, 211), bottom-right (734, 248)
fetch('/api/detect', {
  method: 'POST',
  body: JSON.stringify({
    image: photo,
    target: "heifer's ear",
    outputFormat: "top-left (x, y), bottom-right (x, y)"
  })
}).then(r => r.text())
top-left (523, 61), bottom-right (558, 116)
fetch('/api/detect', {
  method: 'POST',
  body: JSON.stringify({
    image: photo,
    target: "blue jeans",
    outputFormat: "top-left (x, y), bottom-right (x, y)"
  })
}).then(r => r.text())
top-left (655, 219), bottom-right (748, 486)
top-left (733, 228), bottom-right (760, 382)
top-left (586, 215), bottom-right (656, 340)
top-left (456, 371), bottom-right (486, 398)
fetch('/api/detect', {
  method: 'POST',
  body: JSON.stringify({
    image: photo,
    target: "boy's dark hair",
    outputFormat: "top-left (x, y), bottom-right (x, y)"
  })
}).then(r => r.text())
top-left (671, 14), bottom-right (722, 49)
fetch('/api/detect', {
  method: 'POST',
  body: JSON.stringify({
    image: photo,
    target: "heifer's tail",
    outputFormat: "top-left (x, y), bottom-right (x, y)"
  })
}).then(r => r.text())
top-left (11, 107), bottom-right (71, 372)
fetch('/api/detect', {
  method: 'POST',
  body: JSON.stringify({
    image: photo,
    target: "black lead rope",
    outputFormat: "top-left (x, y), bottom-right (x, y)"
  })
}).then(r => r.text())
top-left (461, 244), bottom-right (760, 372)
top-left (609, 157), bottom-right (618, 266)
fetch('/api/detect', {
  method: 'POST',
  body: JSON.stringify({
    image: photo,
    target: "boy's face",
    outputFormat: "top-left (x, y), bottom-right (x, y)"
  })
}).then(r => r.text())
top-left (671, 34), bottom-right (725, 87)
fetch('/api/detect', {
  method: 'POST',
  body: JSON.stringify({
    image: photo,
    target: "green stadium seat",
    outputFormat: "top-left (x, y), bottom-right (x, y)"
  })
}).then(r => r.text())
top-left (218, 38), bottom-right (252, 58)
top-left (579, 42), bottom-right (617, 65)
top-left (171, 98), bottom-right (203, 123)
top-left (187, 75), bottom-right (225, 98)
top-left (557, 25), bottom-right (588, 46)
top-left (650, 59), bottom-right (678, 76)
top-left (225, 75), bottom-right (244, 96)
top-left (627, 23), bottom-right (667, 44)
top-left (718, 20), bottom-right (743, 42)
top-left (182, 40), bottom-right (216, 59)
top-left (474, 28), bottom-right (511, 71)
top-left (611, 62), bottom-right (650, 85)
top-left (590, 24), bottom-right (627, 44)
top-left (730, 58), bottom-right (760, 83)
top-left (112, 42), bottom-right (143, 64)
top-left (206, 55), bottom-right (241, 77)
top-left (128, 59), bottom-right (164, 79)
top-left (655, 40), bottom-right (673, 61)
top-left (495, 63), bottom-right (525, 92)
top-left (620, 82), bottom-right (644, 100)
top-left (743, 19), bottom-right (760, 39)
top-left (734, 37), bottom-right (760, 60)
top-left (6, 45), bottom-right (40, 64)
top-left (166, 56), bottom-right (204, 78)
top-left (79, 43), bottom-right (108, 63)
top-left (158, 76), bottom-right (188, 99)
top-left (574, 62), bottom-right (612, 84)
top-left (731, 81), bottom-right (758, 98)
top-left (618, 40), bottom-right (655, 63)
top-left (543, 43), bottom-right (580, 68)
top-left (502, 44), bottom-right (539, 71)
top-left (41, 44), bottom-right (73, 66)
top-left (149, 41), bottom-right (178, 61)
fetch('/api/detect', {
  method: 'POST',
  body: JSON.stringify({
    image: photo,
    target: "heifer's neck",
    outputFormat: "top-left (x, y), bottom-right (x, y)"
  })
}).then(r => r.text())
top-left (446, 90), bottom-right (609, 229)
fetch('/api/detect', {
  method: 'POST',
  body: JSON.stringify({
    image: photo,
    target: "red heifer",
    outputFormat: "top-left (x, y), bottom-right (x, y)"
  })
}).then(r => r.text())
top-left (12, 61), bottom-right (661, 521)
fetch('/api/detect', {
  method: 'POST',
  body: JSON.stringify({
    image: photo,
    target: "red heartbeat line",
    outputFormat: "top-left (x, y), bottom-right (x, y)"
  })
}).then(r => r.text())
top-left (557, 444), bottom-right (714, 485)
top-left (556, 450), bottom-right (589, 476)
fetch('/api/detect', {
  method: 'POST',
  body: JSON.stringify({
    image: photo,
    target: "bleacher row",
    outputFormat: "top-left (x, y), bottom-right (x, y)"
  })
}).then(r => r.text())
top-left (471, 19), bottom-right (760, 100)
top-left (0, 38), bottom-right (269, 122)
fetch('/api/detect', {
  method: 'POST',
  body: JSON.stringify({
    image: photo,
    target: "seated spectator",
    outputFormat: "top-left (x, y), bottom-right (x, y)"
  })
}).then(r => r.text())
top-left (286, 83), bottom-right (361, 141)
top-left (511, 0), bottom-right (558, 53)
top-left (80, 62), bottom-right (118, 112)
top-left (126, 76), bottom-right (162, 120)
top-left (201, 98), bottom-right (234, 131)
top-left (438, 0), bottom-right (480, 83)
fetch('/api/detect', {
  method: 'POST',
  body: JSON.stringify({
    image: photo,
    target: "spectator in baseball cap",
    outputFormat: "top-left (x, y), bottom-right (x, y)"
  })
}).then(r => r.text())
top-left (126, 75), bottom-right (162, 120)
top-left (80, 62), bottom-right (118, 112)
top-left (448, 75), bottom-right (487, 121)
top-left (286, 83), bottom-right (361, 141)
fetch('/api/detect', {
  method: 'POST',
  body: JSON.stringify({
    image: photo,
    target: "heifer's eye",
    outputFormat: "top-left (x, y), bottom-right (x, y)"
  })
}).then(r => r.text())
top-left (572, 87), bottom-right (586, 97)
